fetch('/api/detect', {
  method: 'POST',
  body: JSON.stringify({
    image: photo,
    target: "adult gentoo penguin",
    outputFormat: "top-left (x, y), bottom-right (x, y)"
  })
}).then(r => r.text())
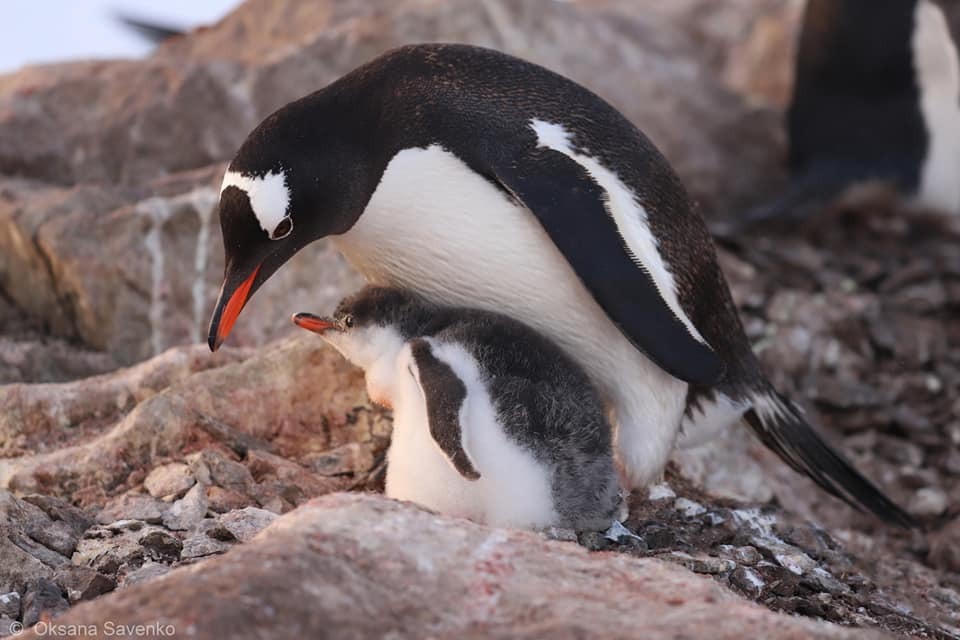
top-left (207, 43), bottom-right (912, 525)
top-left (292, 286), bottom-right (624, 530)
top-left (738, 0), bottom-right (960, 228)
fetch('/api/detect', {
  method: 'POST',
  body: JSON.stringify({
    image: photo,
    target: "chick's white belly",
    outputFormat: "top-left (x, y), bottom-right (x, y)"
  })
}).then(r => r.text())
top-left (384, 358), bottom-right (557, 529)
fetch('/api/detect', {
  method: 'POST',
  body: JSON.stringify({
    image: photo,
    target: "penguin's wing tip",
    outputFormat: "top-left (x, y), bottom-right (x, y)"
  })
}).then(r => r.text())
top-left (745, 390), bottom-right (916, 529)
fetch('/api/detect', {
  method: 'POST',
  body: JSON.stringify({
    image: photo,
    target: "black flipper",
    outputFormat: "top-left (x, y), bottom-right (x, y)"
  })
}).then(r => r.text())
top-left (409, 339), bottom-right (481, 481)
top-left (745, 388), bottom-right (915, 528)
top-left (489, 150), bottom-right (723, 386)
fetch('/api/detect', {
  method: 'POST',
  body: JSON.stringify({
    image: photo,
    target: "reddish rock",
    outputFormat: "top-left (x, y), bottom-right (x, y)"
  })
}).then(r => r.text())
top-left (24, 494), bottom-right (881, 640)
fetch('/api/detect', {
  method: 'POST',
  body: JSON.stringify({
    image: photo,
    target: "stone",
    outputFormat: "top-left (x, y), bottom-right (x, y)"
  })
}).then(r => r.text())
top-left (733, 546), bottom-right (762, 566)
top-left (30, 494), bottom-right (877, 640)
top-left (121, 563), bottom-right (170, 588)
top-left (20, 578), bottom-right (68, 627)
top-left (731, 566), bottom-right (766, 598)
top-left (52, 566), bottom-right (115, 604)
top-left (928, 517), bottom-right (960, 573)
top-left (161, 484), bottom-right (207, 531)
top-left (204, 486), bottom-right (253, 514)
top-left (0, 592), bottom-right (20, 619)
top-left (302, 442), bottom-right (376, 476)
top-left (96, 495), bottom-right (166, 525)
top-left (143, 463), bottom-right (195, 500)
top-left (0, 618), bottom-right (22, 637)
top-left (662, 552), bottom-right (736, 575)
top-left (1, 337), bottom-right (390, 508)
top-left (186, 450), bottom-right (253, 494)
top-left (908, 487), bottom-right (948, 519)
top-left (216, 508), bottom-right (277, 544)
top-left (180, 534), bottom-right (230, 561)
top-left (138, 531), bottom-right (182, 564)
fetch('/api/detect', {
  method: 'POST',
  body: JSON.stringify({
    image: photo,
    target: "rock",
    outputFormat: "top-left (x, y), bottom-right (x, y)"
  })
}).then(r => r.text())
top-left (0, 618), bottom-right (22, 637)
top-left (180, 533), bottom-right (230, 561)
top-left (674, 498), bottom-right (707, 517)
top-left (733, 546), bottom-right (762, 566)
top-left (1, 336), bottom-right (391, 507)
top-left (72, 523), bottom-right (179, 578)
top-left (28, 494), bottom-right (876, 640)
top-left (143, 463), bottom-right (195, 500)
top-left (928, 517), bottom-right (960, 573)
top-left (731, 566), bottom-right (766, 598)
top-left (204, 486), bottom-right (253, 514)
top-left (161, 484), bottom-right (207, 531)
top-left (186, 450), bottom-right (253, 494)
top-left (96, 495), bottom-right (166, 526)
top-left (907, 487), bottom-right (948, 519)
top-left (20, 578), bottom-right (68, 627)
top-left (302, 442), bottom-right (376, 476)
top-left (0, 591), bottom-right (20, 619)
top-left (662, 552), bottom-right (736, 575)
top-left (52, 566), bottom-right (115, 604)
top-left (121, 562), bottom-right (170, 588)
top-left (216, 508), bottom-right (277, 544)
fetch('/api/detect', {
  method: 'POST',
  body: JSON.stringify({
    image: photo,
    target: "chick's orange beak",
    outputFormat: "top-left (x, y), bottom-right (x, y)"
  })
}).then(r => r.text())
top-left (292, 312), bottom-right (336, 334)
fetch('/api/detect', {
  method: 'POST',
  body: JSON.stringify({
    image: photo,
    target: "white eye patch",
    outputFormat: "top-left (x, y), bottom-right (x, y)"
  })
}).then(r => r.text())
top-left (221, 169), bottom-right (292, 240)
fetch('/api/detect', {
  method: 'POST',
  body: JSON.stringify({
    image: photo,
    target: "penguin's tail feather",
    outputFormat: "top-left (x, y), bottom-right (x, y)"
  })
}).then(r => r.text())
top-left (744, 387), bottom-right (916, 528)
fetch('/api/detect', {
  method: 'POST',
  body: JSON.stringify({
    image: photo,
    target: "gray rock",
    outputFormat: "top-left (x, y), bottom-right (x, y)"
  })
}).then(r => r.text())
top-left (733, 546), bottom-right (762, 566)
top-left (216, 507), bottom-right (278, 543)
top-left (0, 618), bottom-right (22, 637)
top-left (186, 450), bottom-right (254, 494)
top-left (181, 533), bottom-right (230, 560)
top-left (0, 536), bottom-right (54, 595)
top-left (121, 562), bottom-right (170, 588)
top-left (21, 578), bottom-right (68, 627)
top-left (138, 531), bottom-right (182, 564)
top-left (162, 484), bottom-right (208, 531)
top-left (0, 591), bottom-right (20, 619)
top-left (143, 463), bottom-right (196, 500)
top-left (96, 494), bottom-right (166, 525)
top-left (52, 566), bottom-right (115, 604)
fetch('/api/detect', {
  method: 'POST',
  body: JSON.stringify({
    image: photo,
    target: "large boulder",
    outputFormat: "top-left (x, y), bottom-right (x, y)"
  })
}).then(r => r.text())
top-left (19, 493), bottom-right (882, 640)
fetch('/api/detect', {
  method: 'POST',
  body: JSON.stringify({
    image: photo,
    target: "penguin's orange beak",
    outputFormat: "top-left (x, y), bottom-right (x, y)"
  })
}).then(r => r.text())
top-left (292, 312), bottom-right (337, 334)
top-left (208, 264), bottom-right (260, 351)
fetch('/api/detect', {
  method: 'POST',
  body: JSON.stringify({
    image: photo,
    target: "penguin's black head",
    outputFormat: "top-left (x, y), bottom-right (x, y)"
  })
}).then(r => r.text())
top-left (207, 93), bottom-right (383, 351)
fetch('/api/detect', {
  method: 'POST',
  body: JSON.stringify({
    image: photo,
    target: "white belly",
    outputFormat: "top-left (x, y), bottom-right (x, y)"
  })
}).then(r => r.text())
top-left (385, 341), bottom-right (558, 529)
top-left (336, 145), bottom-right (688, 487)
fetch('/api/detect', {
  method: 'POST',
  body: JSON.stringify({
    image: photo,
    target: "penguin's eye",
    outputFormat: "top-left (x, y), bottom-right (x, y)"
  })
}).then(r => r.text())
top-left (342, 314), bottom-right (354, 329)
top-left (270, 216), bottom-right (293, 240)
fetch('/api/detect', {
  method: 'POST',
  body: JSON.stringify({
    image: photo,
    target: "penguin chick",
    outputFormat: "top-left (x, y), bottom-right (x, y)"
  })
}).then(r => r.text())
top-left (293, 286), bottom-right (624, 531)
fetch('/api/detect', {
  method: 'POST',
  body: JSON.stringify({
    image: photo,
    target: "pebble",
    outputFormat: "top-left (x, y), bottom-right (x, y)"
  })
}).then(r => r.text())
top-left (21, 578), bottom-right (69, 627)
top-left (662, 552), bottom-right (735, 575)
top-left (730, 566), bottom-right (765, 597)
top-left (673, 498), bottom-right (706, 518)
top-left (162, 483), bottom-right (209, 531)
top-left (732, 546), bottom-right (761, 566)
top-left (139, 530), bottom-right (183, 563)
top-left (647, 484), bottom-right (676, 501)
top-left (96, 494), bottom-right (166, 525)
top-left (181, 533), bottom-right (231, 560)
top-left (122, 562), bottom-right (170, 588)
top-left (0, 592), bottom-right (20, 619)
top-left (217, 507), bottom-right (278, 543)
top-left (144, 463), bottom-right (196, 500)
top-left (908, 487), bottom-right (948, 518)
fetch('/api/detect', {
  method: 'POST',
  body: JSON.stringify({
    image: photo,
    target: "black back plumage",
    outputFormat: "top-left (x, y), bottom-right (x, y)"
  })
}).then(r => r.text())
top-left (226, 44), bottom-right (912, 526)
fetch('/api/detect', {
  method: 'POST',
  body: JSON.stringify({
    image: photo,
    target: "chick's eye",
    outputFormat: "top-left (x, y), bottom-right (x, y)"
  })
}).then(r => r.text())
top-left (343, 314), bottom-right (354, 328)
top-left (270, 216), bottom-right (293, 240)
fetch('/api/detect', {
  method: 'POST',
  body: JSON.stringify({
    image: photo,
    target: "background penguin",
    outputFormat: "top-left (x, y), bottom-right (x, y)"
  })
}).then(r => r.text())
top-left (207, 43), bottom-right (912, 526)
top-left (292, 286), bottom-right (624, 531)
top-left (734, 0), bottom-right (960, 229)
